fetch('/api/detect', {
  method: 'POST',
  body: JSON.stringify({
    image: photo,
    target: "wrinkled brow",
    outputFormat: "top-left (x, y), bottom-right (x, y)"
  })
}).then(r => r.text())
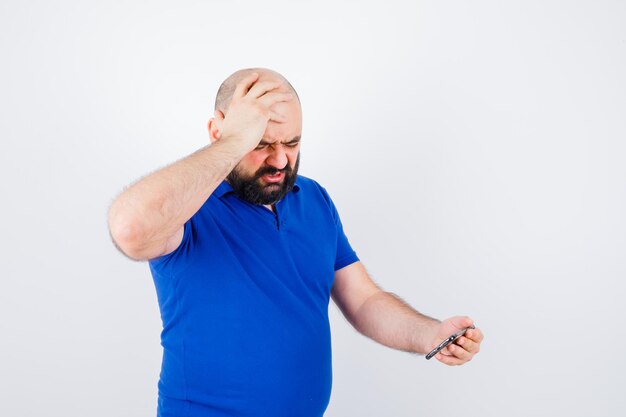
top-left (258, 135), bottom-right (301, 146)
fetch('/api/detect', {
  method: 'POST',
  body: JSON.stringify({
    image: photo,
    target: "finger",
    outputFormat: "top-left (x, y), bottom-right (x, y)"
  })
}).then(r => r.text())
top-left (441, 345), bottom-right (453, 356)
top-left (258, 92), bottom-right (294, 108)
top-left (247, 80), bottom-right (284, 99)
top-left (269, 110), bottom-right (288, 123)
top-left (456, 336), bottom-right (479, 354)
top-left (465, 327), bottom-right (484, 344)
top-left (447, 343), bottom-right (473, 362)
top-left (233, 72), bottom-right (260, 99)
top-left (455, 315), bottom-right (474, 329)
top-left (435, 352), bottom-right (464, 366)
top-left (441, 316), bottom-right (474, 336)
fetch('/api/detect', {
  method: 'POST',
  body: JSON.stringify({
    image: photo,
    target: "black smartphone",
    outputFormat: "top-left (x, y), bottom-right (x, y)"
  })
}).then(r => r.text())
top-left (425, 325), bottom-right (475, 360)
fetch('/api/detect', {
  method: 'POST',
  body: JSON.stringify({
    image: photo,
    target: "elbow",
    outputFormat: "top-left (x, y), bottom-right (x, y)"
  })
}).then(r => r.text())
top-left (108, 210), bottom-right (148, 261)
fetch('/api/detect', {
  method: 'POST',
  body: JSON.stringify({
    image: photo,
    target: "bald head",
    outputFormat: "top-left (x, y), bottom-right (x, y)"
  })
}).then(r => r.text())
top-left (214, 67), bottom-right (300, 113)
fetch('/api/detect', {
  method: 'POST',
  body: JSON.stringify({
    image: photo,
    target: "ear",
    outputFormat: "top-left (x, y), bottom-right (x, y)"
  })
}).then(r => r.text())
top-left (208, 110), bottom-right (225, 143)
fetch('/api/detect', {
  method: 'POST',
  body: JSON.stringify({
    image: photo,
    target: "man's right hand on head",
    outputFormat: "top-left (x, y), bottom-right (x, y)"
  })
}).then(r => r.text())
top-left (215, 72), bottom-right (294, 153)
top-left (109, 69), bottom-right (296, 262)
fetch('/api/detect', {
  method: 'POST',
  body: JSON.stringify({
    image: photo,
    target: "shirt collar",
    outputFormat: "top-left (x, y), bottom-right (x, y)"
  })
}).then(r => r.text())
top-left (216, 177), bottom-right (301, 199)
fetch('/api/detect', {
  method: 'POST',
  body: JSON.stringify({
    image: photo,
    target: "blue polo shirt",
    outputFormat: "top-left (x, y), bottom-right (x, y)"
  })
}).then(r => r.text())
top-left (148, 175), bottom-right (359, 417)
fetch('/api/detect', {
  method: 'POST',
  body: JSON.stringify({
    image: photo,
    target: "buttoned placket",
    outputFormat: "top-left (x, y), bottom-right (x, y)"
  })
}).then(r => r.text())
top-left (261, 202), bottom-right (283, 231)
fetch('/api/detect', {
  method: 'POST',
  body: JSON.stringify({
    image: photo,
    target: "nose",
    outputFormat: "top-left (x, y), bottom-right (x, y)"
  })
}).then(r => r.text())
top-left (265, 146), bottom-right (288, 170)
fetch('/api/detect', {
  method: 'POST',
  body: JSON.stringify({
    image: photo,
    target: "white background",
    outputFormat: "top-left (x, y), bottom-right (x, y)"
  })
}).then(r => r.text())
top-left (1, 1), bottom-right (625, 416)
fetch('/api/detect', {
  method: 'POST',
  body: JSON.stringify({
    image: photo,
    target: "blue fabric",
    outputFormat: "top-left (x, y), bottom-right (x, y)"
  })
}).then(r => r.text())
top-left (148, 175), bottom-right (359, 417)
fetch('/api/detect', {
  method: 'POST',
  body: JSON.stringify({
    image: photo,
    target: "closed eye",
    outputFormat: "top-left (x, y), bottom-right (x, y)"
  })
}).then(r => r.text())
top-left (255, 141), bottom-right (300, 150)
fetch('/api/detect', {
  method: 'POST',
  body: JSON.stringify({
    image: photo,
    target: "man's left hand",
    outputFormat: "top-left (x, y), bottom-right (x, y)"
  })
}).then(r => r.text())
top-left (429, 316), bottom-right (484, 366)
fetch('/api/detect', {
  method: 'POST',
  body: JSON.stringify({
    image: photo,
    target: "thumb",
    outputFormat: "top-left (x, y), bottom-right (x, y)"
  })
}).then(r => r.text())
top-left (445, 315), bottom-right (474, 331)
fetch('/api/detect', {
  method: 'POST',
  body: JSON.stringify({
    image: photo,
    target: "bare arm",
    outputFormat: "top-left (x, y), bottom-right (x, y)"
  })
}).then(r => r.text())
top-left (108, 73), bottom-right (294, 260)
top-left (332, 261), bottom-right (483, 364)
top-left (107, 140), bottom-right (247, 260)
top-left (331, 262), bottom-right (440, 354)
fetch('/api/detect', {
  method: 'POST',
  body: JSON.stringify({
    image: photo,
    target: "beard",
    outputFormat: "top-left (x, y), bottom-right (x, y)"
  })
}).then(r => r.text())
top-left (227, 152), bottom-right (300, 205)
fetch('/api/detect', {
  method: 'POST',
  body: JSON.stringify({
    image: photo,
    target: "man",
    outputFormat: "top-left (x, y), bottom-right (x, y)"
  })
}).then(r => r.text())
top-left (108, 68), bottom-right (484, 417)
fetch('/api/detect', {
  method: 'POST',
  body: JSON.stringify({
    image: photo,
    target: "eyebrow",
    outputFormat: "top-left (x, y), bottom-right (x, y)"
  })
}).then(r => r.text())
top-left (258, 135), bottom-right (301, 146)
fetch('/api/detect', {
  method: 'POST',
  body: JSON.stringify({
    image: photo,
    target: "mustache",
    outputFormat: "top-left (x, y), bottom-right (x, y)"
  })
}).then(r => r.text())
top-left (254, 164), bottom-right (292, 179)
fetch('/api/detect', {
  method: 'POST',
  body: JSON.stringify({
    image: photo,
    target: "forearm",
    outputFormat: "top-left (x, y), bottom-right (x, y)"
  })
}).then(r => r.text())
top-left (352, 291), bottom-right (441, 355)
top-left (108, 139), bottom-right (246, 258)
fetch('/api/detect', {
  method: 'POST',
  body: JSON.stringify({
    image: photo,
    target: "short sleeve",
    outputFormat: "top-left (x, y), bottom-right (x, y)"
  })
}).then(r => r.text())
top-left (148, 217), bottom-right (196, 277)
top-left (317, 185), bottom-right (359, 271)
top-left (334, 213), bottom-right (359, 271)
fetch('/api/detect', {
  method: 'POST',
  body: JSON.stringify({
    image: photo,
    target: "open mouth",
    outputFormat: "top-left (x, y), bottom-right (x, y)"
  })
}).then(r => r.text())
top-left (262, 172), bottom-right (284, 183)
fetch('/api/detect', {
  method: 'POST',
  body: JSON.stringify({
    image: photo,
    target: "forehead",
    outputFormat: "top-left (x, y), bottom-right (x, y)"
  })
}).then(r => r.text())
top-left (233, 71), bottom-right (302, 141)
top-left (264, 110), bottom-right (302, 143)
top-left (265, 96), bottom-right (302, 142)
